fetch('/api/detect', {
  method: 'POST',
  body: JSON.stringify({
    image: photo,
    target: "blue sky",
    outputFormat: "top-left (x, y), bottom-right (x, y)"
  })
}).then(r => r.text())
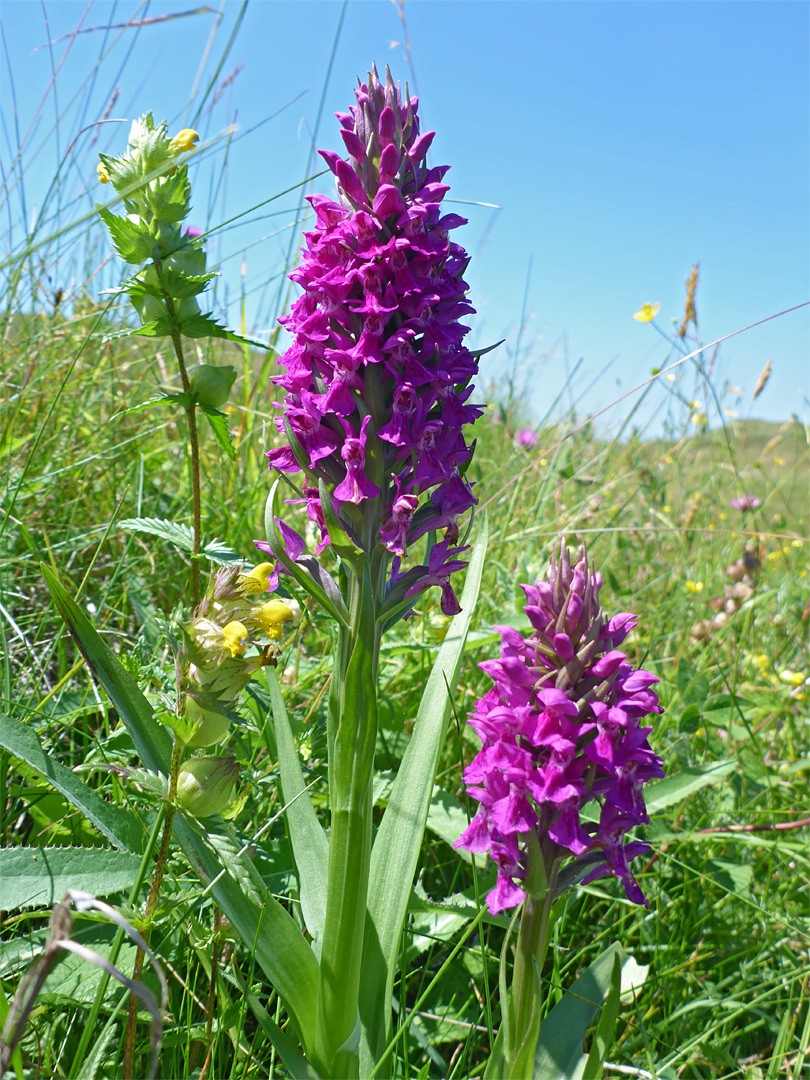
top-left (3, 0), bottom-right (808, 436)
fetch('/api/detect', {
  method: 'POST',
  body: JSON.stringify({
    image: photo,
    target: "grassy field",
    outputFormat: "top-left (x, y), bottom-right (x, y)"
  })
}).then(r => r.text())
top-left (1, 16), bottom-right (809, 1080)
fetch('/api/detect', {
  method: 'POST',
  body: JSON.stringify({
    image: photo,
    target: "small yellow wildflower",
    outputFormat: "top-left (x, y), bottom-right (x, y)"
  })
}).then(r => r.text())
top-left (792, 539), bottom-right (803, 549)
top-left (255, 600), bottom-right (294, 641)
top-left (724, 409), bottom-right (738, 419)
top-left (243, 562), bottom-right (275, 593)
top-left (170, 128), bottom-right (199, 153)
top-left (664, 373), bottom-right (676, 383)
top-left (662, 504), bottom-right (671, 514)
top-left (771, 456), bottom-right (785, 466)
top-left (779, 670), bottom-right (808, 687)
top-left (221, 621), bottom-right (248, 657)
top-left (96, 161), bottom-right (110, 183)
top-left (752, 654), bottom-right (772, 674)
top-left (633, 302), bottom-right (660, 323)
top-left (685, 580), bottom-right (704, 593)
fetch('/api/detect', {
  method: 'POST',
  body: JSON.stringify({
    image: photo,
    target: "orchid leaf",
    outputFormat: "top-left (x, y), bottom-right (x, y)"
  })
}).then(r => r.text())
top-left (533, 942), bottom-right (627, 1079)
top-left (266, 667), bottom-right (328, 945)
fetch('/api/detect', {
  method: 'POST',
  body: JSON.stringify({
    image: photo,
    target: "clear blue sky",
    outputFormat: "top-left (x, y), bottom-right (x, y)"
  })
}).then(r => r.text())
top-left (3, 0), bottom-right (808, 436)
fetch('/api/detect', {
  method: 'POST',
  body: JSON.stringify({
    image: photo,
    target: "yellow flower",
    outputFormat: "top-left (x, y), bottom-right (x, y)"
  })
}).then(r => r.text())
top-left (771, 456), bottom-right (785, 466)
top-left (779, 670), bottom-right (808, 687)
top-left (633, 302), bottom-right (660, 323)
top-left (96, 161), bottom-right (110, 183)
top-left (255, 600), bottom-right (294, 641)
top-left (170, 128), bottom-right (199, 153)
top-left (685, 580), bottom-right (704, 593)
top-left (243, 562), bottom-right (275, 593)
top-left (752, 653), bottom-right (771, 674)
top-left (221, 621), bottom-right (248, 657)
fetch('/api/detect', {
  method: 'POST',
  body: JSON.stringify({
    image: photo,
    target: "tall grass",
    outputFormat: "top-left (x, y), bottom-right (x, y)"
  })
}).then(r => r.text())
top-left (1, 8), bottom-right (808, 1080)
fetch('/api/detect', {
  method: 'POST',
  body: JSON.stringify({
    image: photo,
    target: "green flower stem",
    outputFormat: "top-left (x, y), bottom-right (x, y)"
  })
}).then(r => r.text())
top-left (157, 268), bottom-right (203, 607)
top-left (122, 741), bottom-right (183, 1080)
top-left (504, 851), bottom-right (559, 1079)
top-left (314, 566), bottom-right (380, 1079)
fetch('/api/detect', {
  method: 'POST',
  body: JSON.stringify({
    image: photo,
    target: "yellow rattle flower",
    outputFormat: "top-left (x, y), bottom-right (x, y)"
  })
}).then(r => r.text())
top-left (255, 600), bottom-right (294, 641)
top-left (221, 621), bottom-right (248, 657)
top-left (170, 128), bottom-right (199, 153)
top-left (243, 562), bottom-right (275, 594)
top-left (633, 302), bottom-right (660, 323)
top-left (96, 161), bottom-right (110, 183)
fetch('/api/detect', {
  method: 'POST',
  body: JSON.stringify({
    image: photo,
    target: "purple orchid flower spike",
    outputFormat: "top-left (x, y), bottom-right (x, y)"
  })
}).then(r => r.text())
top-left (456, 540), bottom-right (664, 915)
top-left (263, 62), bottom-right (485, 615)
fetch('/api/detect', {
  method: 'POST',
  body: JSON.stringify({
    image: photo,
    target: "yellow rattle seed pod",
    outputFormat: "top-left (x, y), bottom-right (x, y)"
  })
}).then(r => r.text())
top-left (176, 757), bottom-right (239, 818)
top-left (184, 698), bottom-right (230, 748)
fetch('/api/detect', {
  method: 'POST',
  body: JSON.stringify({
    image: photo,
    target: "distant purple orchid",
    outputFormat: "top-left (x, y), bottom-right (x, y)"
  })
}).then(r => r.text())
top-left (729, 493), bottom-right (762, 511)
top-left (516, 428), bottom-right (538, 448)
top-left (456, 542), bottom-right (664, 914)
top-left (264, 64), bottom-right (481, 613)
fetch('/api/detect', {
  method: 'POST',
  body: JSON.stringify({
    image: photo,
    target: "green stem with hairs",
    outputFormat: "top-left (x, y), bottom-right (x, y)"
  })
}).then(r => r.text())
top-left (157, 260), bottom-right (203, 607)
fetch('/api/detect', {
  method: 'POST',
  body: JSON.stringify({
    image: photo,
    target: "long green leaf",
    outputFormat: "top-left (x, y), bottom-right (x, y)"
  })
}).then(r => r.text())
top-left (41, 565), bottom-right (319, 1057)
top-left (645, 760), bottom-right (736, 814)
top-left (0, 847), bottom-right (142, 910)
top-left (0, 713), bottom-right (148, 854)
top-left (234, 967), bottom-right (323, 1080)
top-left (359, 517), bottom-right (488, 1071)
top-left (267, 667), bottom-right (329, 946)
top-left (41, 565), bottom-right (172, 769)
top-left (578, 950), bottom-right (622, 1080)
top-left (533, 942), bottom-right (627, 1079)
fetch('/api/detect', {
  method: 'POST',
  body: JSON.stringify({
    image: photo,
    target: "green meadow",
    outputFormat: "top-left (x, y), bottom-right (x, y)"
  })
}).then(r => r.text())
top-left (1, 12), bottom-right (808, 1080)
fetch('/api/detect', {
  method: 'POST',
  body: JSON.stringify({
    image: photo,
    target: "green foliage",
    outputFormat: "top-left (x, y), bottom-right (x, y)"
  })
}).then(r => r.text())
top-left (1, 17), bottom-right (808, 1080)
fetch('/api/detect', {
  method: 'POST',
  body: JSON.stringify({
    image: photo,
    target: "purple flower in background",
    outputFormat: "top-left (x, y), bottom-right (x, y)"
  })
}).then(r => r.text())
top-left (265, 64), bottom-right (482, 613)
top-left (456, 542), bottom-right (664, 914)
top-left (516, 429), bottom-right (538, 448)
top-left (729, 493), bottom-right (762, 511)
